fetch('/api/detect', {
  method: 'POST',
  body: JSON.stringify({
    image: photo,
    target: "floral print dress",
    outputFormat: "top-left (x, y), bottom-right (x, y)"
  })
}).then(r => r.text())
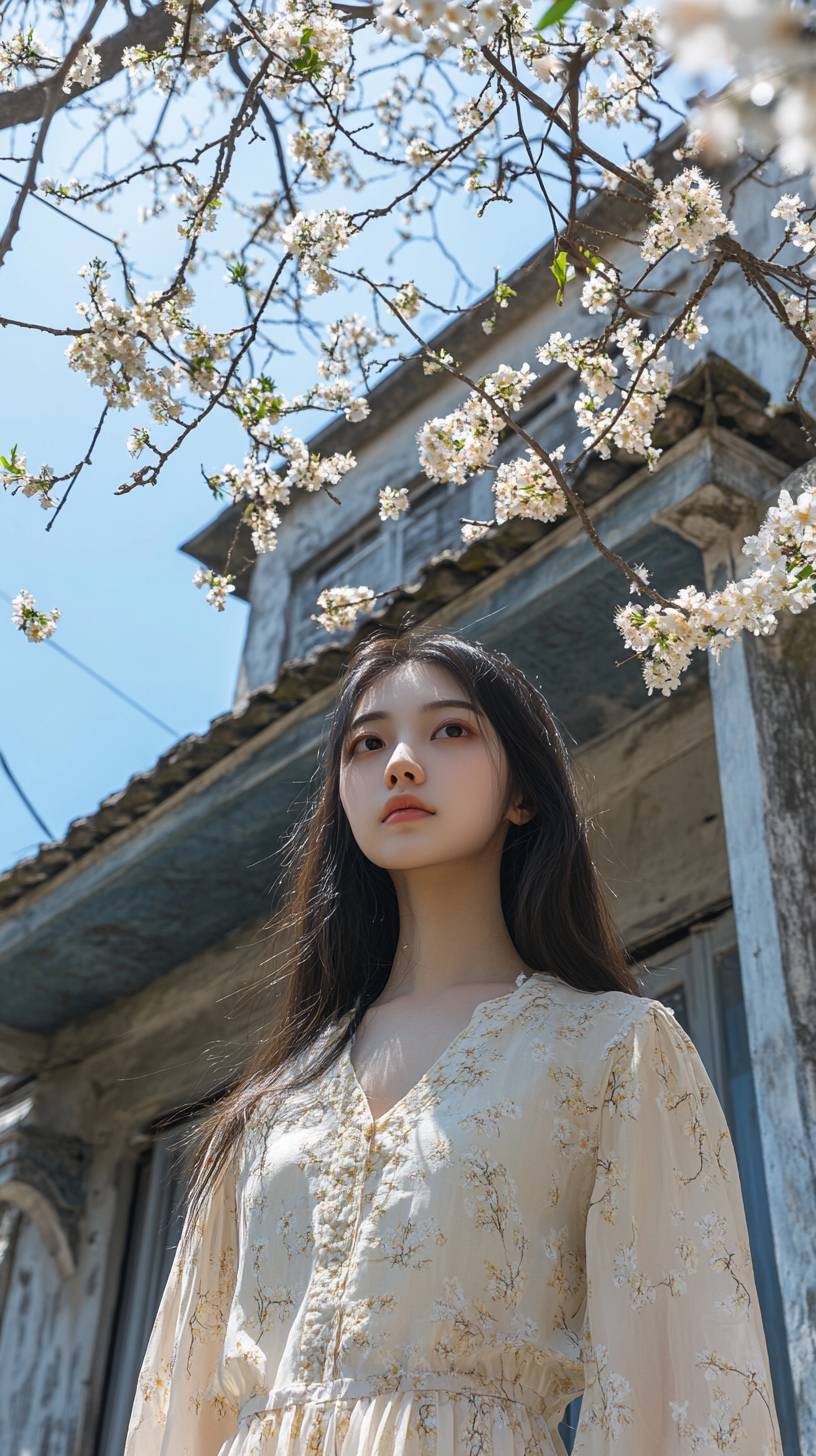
top-left (124, 971), bottom-right (784, 1456)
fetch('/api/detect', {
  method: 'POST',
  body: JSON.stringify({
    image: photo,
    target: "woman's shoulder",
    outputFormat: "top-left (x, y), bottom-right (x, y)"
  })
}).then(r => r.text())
top-left (527, 972), bottom-right (677, 1062)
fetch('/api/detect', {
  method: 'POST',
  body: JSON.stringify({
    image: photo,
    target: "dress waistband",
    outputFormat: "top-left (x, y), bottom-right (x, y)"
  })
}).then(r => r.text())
top-left (238, 1370), bottom-right (546, 1425)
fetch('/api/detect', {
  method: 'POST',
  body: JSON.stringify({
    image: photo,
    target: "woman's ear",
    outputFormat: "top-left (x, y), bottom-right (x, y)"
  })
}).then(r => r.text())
top-left (506, 800), bottom-right (535, 826)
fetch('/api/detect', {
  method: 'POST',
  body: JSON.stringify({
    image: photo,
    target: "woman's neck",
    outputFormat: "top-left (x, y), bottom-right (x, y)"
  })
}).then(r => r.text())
top-left (383, 851), bottom-right (530, 1001)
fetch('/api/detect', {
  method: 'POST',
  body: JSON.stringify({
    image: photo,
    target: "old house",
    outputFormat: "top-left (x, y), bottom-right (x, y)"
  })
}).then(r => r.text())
top-left (0, 132), bottom-right (814, 1454)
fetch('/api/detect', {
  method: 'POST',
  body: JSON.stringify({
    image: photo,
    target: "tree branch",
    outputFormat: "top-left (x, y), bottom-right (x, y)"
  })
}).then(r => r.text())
top-left (0, 0), bottom-right (219, 132)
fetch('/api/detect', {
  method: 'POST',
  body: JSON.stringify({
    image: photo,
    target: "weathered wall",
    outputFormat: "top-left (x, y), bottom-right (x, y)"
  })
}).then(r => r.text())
top-left (579, 675), bottom-right (730, 948)
top-left (0, 1140), bottom-right (123, 1456)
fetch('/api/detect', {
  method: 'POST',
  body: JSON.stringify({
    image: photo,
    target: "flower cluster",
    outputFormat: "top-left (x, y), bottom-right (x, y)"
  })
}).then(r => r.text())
top-left (577, 8), bottom-right (659, 127)
top-left (616, 481), bottom-right (816, 696)
top-left (780, 292), bottom-right (816, 349)
top-left (173, 177), bottom-right (223, 240)
top-left (493, 444), bottom-right (567, 525)
top-left (11, 589), bottom-right (61, 642)
top-left (62, 42), bottom-right (100, 93)
top-left (311, 585), bottom-right (376, 634)
top-left (278, 208), bottom-right (356, 294)
top-left (538, 311), bottom-right (703, 469)
top-left (393, 281), bottom-right (422, 319)
top-left (580, 266), bottom-right (620, 315)
top-left (677, 306), bottom-right (709, 350)
top-left (1, 447), bottom-right (57, 509)
top-left (241, 0), bottom-right (352, 106)
top-left (378, 485), bottom-right (409, 521)
top-left (374, 0), bottom-right (530, 57)
top-left (310, 377), bottom-right (371, 424)
top-left (770, 194), bottom-right (816, 254)
top-left (600, 157), bottom-right (655, 193)
top-left (66, 260), bottom-right (229, 420)
top-left (317, 314), bottom-right (387, 381)
top-left (266, 426), bottom-right (356, 495)
top-left (0, 28), bottom-right (49, 88)
top-left (641, 167), bottom-right (736, 264)
top-left (286, 127), bottom-right (348, 184)
top-left (417, 363), bottom-right (537, 485)
top-left (460, 521), bottom-right (491, 543)
top-left (123, 0), bottom-right (225, 91)
top-left (192, 569), bottom-right (236, 611)
top-left (210, 456), bottom-right (290, 555)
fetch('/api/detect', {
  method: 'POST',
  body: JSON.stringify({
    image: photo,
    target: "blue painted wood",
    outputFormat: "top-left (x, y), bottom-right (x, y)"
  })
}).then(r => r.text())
top-left (714, 946), bottom-right (800, 1456)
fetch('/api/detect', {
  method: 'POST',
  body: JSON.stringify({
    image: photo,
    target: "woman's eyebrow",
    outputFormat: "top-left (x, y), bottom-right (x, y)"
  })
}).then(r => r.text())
top-left (347, 698), bottom-right (482, 734)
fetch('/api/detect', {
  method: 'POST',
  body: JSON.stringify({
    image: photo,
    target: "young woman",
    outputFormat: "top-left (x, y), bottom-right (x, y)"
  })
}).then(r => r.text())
top-left (124, 629), bottom-right (783, 1456)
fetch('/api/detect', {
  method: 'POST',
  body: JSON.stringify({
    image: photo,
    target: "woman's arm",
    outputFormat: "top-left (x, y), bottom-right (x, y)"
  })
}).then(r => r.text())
top-left (573, 999), bottom-right (783, 1455)
top-left (124, 1144), bottom-right (241, 1456)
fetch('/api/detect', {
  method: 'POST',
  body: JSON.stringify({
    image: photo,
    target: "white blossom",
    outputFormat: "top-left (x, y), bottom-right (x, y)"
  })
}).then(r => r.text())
top-left (62, 42), bottom-right (100, 94)
top-left (600, 156), bottom-right (655, 193)
top-left (311, 584), bottom-right (377, 633)
top-left (460, 520), bottom-right (491, 542)
top-left (770, 193), bottom-right (816, 253)
top-left (641, 167), bottom-right (736, 264)
top-left (248, 0), bottom-right (353, 106)
top-left (11, 589), bottom-right (61, 641)
top-left (1, 449), bottom-right (57, 508)
top-left (192, 568), bottom-right (236, 611)
top-left (771, 193), bottom-right (804, 223)
top-left (278, 208), bottom-right (356, 295)
top-left (65, 260), bottom-right (225, 420)
top-left (394, 281), bottom-right (422, 319)
top-left (678, 306), bottom-right (709, 350)
top-left (283, 430), bottom-right (355, 494)
top-left (0, 29), bottom-right (50, 89)
top-left (286, 127), bottom-right (347, 183)
top-left (616, 482), bottom-right (816, 695)
top-left (581, 267), bottom-right (619, 314)
top-left (378, 485), bottom-right (409, 520)
top-left (493, 445), bottom-right (567, 525)
top-left (417, 363), bottom-right (536, 486)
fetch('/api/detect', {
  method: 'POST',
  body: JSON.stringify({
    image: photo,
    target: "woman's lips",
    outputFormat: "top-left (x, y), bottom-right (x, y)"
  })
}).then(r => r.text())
top-left (382, 808), bottom-right (434, 824)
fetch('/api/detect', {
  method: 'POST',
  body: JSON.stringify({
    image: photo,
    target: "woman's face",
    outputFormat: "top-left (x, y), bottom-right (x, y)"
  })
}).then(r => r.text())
top-left (338, 660), bottom-right (530, 871)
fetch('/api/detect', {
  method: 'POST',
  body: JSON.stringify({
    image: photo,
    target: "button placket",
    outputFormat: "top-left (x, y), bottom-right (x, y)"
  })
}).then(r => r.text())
top-left (327, 1120), bottom-right (378, 1382)
top-left (297, 1097), bottom-right (376, 1383)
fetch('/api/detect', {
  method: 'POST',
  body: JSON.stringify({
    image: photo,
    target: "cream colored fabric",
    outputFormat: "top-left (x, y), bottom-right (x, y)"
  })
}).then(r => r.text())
top-left (124, 971), bottom-right (783, 1455)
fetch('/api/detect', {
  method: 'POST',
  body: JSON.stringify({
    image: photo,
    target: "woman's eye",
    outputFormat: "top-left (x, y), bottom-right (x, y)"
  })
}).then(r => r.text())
top-left (348, 722), bottom-right (471, 755)
top-left (433, 722), bottom-right (471, 740)
top-left (353, 734), bottom-right (383, 753)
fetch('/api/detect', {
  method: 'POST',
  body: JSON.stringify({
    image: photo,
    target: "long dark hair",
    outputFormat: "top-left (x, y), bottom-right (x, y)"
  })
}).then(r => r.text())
top-left (174, 627), bottom-right (643, 1251)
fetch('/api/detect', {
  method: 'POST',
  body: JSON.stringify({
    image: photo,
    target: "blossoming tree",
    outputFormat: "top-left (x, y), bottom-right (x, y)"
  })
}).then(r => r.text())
top-left (2, 0), bottom-right (816, 697)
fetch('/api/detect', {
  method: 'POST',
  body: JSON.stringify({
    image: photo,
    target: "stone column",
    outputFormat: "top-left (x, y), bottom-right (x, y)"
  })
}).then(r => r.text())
top-left (657, 465), bottom-right (816, 1452)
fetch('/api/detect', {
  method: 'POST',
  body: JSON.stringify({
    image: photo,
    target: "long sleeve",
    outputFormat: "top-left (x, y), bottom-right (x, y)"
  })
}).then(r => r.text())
top-left (124, 1147), bottom-right (241, 1456)
top-left (573, 998), bottom-right (784, 1455)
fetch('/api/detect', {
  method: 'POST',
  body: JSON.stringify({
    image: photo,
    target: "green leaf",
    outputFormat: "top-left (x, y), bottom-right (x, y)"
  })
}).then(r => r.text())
top-left (550, 249), bottom-right (571, 305)
top-left (534, 0), bottom-right (578, 34)
top-left (576, 242), bottom-right (602, 270)
top-left (0, 444), bottom-right (24, 476)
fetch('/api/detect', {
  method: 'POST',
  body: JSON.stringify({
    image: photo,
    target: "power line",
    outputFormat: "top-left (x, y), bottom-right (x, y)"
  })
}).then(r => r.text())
top-left (0, 748), bottom-right (54, 841)
top-left (1, 587), bottom-right (181, 736)
top-left (1, 585), bottom-right (184, 852)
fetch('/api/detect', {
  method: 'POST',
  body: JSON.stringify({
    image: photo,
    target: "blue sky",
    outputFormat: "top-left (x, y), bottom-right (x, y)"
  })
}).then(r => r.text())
top-left (0, 30), bottom-right (694, 875)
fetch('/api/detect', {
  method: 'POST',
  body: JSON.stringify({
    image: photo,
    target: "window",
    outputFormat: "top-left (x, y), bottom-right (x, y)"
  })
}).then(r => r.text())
top-left (557, 909), bottom-right (800, 1455)
top-left (285, 477), bottom-right (479, 662)
top-left (94, 1124), bottom-right (191, 1456)
top-left (283, 372), bottom-right (581, 666)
